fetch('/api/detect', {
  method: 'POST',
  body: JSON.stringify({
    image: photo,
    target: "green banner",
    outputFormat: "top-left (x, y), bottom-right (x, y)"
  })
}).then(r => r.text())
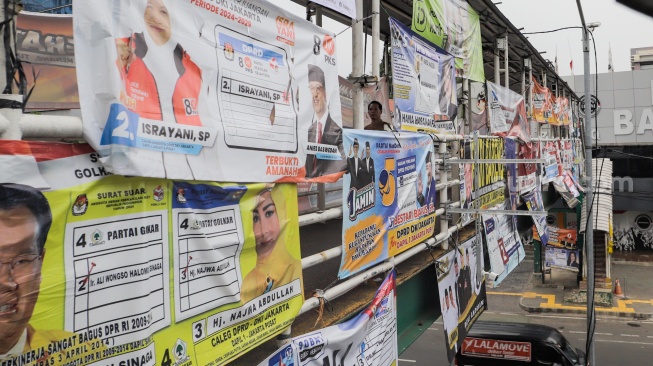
top-left (412, 0), bottom-right (485, 82)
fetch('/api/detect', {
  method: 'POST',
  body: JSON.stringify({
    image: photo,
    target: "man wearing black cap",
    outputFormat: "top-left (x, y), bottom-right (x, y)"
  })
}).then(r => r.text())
top-left (346, 138), bottom-right (364, 189)
top-left (305, 64), bottom-right (345, 178)
top-left (417, 152), bottom-right (436, 207)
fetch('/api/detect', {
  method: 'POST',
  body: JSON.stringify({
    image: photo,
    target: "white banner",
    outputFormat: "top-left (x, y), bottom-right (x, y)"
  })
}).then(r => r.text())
top-left (311, 0), bottom-right (356, 19)
top-left (258, 270), bottom-right (398, 366)
top-left (76, 0), bottom-right (346, 183)
top-left (487, 81), bottom-right (530, 143)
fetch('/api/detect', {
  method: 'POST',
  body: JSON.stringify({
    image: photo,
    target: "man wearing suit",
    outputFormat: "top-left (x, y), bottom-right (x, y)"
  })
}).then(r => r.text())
top-left (359, 141), bottom-right (375, 188)
top-left (346, 139), bottom-right (364, 190)
top-left (305, 64), bottom-right (346, 178)
top-left (417, 153), bottom-right (437, 208)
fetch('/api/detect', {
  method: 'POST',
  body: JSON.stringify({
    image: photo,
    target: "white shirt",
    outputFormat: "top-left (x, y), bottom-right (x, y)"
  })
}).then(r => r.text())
top-left (0, 329), bottom-right (27, 359)
top-left (142, 30), bottom-right (178, 122)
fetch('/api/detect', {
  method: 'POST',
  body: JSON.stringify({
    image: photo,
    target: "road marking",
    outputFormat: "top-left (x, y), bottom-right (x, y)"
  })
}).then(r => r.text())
top-left (595, 332), bottom-right (613, 336)
top-left (621, 334), bottom-right (640, 337)
top-left (398, 359), bottom-right (417, 363)
top-left (595, 339), bottom-right (653, 346)
top-left (569, 331), bottom-right (585, 334)
top-left (428, 327), bottom-right (439, 331)
top-left (647, 336), bottom-right (653, 339)
top-left (526, 314), bottom-right (587, 320)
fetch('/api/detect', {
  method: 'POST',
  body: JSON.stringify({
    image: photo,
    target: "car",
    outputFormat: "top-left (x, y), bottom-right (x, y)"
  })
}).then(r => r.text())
top-left (455, 321), bottom-right (586, 366)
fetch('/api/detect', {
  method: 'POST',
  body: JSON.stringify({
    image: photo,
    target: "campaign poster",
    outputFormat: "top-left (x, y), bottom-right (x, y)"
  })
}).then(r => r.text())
top-left (411, 0), bottom-right (485, 82)
top-left (390, 18), bottom-right (457, 134)
top-left (310, 0), bottom-right (357, 19)
top-left (459, 137), bottom-right (506, 225)
top-left (16, 11), bottom-right (79, 110)
top-left (258, 270), bottom-right (398, 366)
top-left (487, 81), bottom-right (530, 143)
top-left (542, 141), bottom-right (562, 181)
top-left (0, 141), bottom-right (303, 366)
top-left (436, 236), bottom-right (487, 363)
top-left (534, 225), bottom-right (578, 249)
top-left (505, 138), bottom-right (519, 222)
top-left (339, 76), bottom-right (392, 130)
top-left (482, 203), bottom-right (525, 286)
top-left (517, 143), bottom-right (537, 194)
top-left (530, 76), bottom-right (552, 123)
top-left (75, 0), bottom-right (346, 183)
top-left (523, 187), bottom-right (549, 247)
top-left (339, 130), bottom-right (436, 278)
top-left (552, 173), bottom-right (581, 208)
top-left (545, 246), bottom-right (580, 272)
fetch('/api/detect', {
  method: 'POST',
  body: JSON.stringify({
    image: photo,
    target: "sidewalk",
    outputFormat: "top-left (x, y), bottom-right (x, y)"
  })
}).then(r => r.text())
top-left (488, 255), bottom-right (653, 319)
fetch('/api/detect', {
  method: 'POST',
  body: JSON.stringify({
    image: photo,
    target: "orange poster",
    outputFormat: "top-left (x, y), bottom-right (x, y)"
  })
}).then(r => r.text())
top-left (15, 11), bottom-right (78, 110)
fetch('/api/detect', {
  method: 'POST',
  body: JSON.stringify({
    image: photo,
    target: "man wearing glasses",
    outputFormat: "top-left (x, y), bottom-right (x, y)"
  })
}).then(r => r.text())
top-left (0, 184), bottom-right (57, 357)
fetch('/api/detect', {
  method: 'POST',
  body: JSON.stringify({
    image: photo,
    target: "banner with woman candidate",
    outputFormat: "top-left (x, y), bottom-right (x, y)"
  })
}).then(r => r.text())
top-left (390, 18), bottom-right (457, 134)
top-left (545, 246), bottom-right (580, 272)
top-left (411, 0), bottom-right (485, 82)
top-left (436, 236), bottom-right (487, 363)
top-left (0, 140), bottom-right (303, 366)
top-left (339, 130), bottom-right (437, 278)
top-left (75, 0), bottom-right (345, 183)
top-left (258, 270), bottom-right (397, 366)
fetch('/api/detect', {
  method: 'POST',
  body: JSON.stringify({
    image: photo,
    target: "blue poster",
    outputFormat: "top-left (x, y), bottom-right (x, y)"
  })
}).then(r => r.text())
top-left (339, 130), bottom-right (436, 278)
top-left (390, 18), bottom-right (457, 134)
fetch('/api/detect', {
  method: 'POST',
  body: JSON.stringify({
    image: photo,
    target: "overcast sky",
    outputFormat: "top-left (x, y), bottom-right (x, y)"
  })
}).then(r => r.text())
top-left (498, 0), bottom-right (653, 76)
top-left (280, 0), bottom-right (653, 77)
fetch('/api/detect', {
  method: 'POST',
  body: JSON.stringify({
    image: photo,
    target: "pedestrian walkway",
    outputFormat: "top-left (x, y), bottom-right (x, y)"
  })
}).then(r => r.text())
top-left (488, 257), bottom-right (653, 319)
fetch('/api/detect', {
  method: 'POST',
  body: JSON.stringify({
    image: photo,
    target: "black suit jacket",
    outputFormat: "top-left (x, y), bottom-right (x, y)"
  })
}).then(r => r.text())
top-left (359, 156), bottom-right (375, 188)
top-left (347, 156), bottom-right (364, 189)
top-left (305, 114), bottom-right (346, 178)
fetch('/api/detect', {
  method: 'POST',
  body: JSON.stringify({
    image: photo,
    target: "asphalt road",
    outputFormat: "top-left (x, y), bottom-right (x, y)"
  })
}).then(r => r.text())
top-left (400, 298), bottom-right (653, 365)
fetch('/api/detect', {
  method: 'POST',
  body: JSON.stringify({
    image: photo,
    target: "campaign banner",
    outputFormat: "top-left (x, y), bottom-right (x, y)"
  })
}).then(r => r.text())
top-left (549, 96), bottom-right (563, 126)
top-left (523, 187), bottom-right (549, 246)
top-left (552, 172), bottom-right (581, 208)
top-left (339, 130), bottom-right (436, 278)
top-left (411, 0), bottom-right (485, 82)
top-left (0, 141), bottom-right (303, 366)
top-left (545, 245), bottom-right (580, 272)
top-left (339, 76), bottom-right (392, 129)
top-left (436, 236), bottom-right (487, 363)
top-left (542, 141), bottom-right (562, 182)
top-left (517, 142), bottom-right (537, 194)
top-left (482, 203), bottom-right (525, 285)
top-left (259, 270), bottom-right (398, 366)
top-left (76, 0), bottom-right (346, 183)
top-left (16, 11), bottom-right (79, 110)
top-left (534, 225), bottom-right (578, 250)
top-left (460, 137), bottom-right (506, 225)
top-left (390, 18), bottom-right (457, 134)
top-left (505, 138), bottom-right (519, 220)
top-left (487, 81), bottom-right (530, 143)
top-left (530, 77), bottom-right (552, 123)
top-left (310, 0), bottom-right (357, 19)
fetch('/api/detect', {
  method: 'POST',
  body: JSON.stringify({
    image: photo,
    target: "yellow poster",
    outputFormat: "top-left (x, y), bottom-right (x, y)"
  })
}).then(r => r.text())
top-left (0, 141), bottom-right (303, 366)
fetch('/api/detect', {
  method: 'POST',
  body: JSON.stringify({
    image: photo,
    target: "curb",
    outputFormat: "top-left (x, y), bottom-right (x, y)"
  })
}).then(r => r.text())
top-left (518, 297), bottom-right (653, 320)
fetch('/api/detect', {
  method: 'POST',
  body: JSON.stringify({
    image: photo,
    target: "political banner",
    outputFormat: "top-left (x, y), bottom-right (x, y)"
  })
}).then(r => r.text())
top-left (339, 130), bottom-right (436, 278)
top-left (310, 0), bottom-right (357, 19)
top-left (542, 141), bottom-right (562, 182)
top-left (552, 172), bottom-right (581, 208)
top-left (517, 142), bottom-right (537, 194)
top-left (16, 11), bottom-right (79, 110)
top-left (545, 245), bottom-right (580, 272)
top-left (258, 270), bottom-right (398, 366)
top-left (75, 0), bottom-right (346, 183)
top-left (523, 187), bottom-right (549, 246)
top-left (550, 96), bottom-right (563, 126)
top-left (339, 76), bottom-right (392, 129)
top-left (482, 203), bottom-right (525, 286)
top-left (534, 225), bottom-right (578, 250)
top-left (436, 236), bottom-right (487, 363)
top-left (390, 18), bottom-right (457, 134)
top-left (505, 138), bottom-right (519, 219)
top-left (530, 77), bottom-right (552, 123)
top-left (487, 81), bottom-right (530, 143)
top-left (411, 0), bottom-right (485, 82)
top-left (460, 137), bottom-right (506, 225)
top-left (0, 141), bottom-right (303, 366)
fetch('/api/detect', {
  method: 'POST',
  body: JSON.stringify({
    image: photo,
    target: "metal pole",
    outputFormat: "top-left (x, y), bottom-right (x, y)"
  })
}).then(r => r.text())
top-left (582, 20), bottom-right (596, 366)
top-left (352, 0), bottom-right (365, 129)
top-left (315, 6), bottom-right (323, 27)
top-left (439, 138), bottom-right (449, 250)
top-left (494, 47), bottom-right (500, 84)
top-left (504, 37), bottom-right (509, 88)
top-left (473, 133), bottom-right (482, 285)
top-left (372, 0), bottom-right (380, 78)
